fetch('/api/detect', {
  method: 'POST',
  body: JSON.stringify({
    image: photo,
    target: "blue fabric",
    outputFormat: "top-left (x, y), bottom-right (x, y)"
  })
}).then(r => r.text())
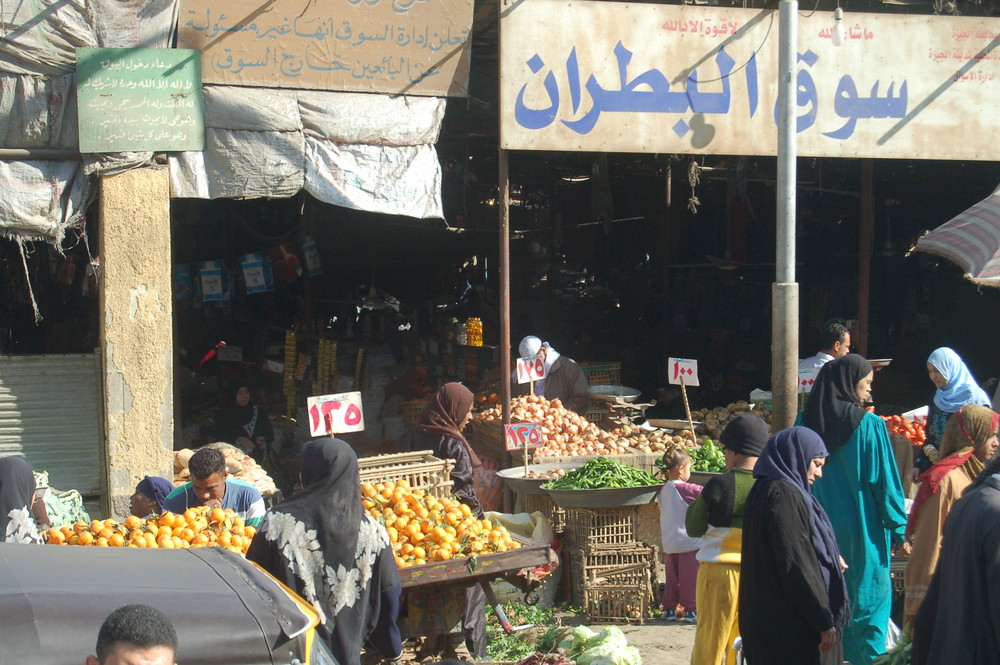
top-left (750, 427), bottom-right (849, 628)
top-left (928, 347), bottom-right (991, 413)
top-left (162, 478), bottom-right (266, 527)
top-left (136, 476), bottom-right (173, 511)
top-left (800, 411), bottom-right (908, 665)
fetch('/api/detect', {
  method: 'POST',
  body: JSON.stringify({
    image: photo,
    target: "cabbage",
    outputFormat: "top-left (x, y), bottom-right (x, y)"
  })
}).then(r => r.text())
top-left (564, 626), bottom-right (641, 665)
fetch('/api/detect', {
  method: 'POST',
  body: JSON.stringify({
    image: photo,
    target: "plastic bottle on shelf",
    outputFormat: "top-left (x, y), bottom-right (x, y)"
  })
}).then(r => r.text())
top-left (466, 317), bottom-right (483, 346)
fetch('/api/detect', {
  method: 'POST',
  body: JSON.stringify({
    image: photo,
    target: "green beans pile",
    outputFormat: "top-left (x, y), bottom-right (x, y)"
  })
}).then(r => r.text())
top-left (541, 457), bottom-right (660, 490)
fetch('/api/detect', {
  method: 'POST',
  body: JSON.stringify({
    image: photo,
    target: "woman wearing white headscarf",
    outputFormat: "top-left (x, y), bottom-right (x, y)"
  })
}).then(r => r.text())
top-left (512, 336), bottom-right (591, 414)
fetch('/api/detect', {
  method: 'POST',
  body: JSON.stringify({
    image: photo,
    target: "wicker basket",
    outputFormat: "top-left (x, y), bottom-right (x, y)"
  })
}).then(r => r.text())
top-left (565, 506), bottom-right (642, 549)
top-left (585, 584), bottom-right (651, 624)
top-left (568, 544), bottom-right (655, 611)
top-left (357, 450), bottom-right (454, 498)
top-left (581, 362), bottom-right (622, 387)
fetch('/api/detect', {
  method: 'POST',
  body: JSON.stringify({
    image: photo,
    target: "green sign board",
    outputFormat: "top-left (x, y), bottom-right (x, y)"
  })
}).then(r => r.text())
top-left (76, 48), bottom-right (205, 153)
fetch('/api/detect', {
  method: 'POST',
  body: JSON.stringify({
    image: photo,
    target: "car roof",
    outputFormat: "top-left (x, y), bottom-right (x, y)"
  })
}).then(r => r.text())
top-left (0, 543), bottom-right (316, 665)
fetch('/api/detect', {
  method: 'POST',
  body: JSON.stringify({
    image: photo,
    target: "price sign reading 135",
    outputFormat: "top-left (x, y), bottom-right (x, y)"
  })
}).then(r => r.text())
top-left (516, 355), bottom-right (547, 384)
top-left (504, 423), bottom-right (543, 451)
top-left (668, 358), bottom-right (700, 387)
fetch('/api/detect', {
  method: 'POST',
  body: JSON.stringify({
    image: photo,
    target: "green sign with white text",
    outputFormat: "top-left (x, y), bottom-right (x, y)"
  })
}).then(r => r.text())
top-left (76, 48), bottom-right (204, 153)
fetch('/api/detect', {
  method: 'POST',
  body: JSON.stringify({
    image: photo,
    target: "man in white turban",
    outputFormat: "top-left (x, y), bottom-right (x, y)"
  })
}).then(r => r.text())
top-left (513, 335), bottom-right (591, 414)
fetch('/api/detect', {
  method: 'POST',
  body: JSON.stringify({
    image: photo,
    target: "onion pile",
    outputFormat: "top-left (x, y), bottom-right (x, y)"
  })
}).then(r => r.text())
top-left (693, 401), bottom-right (771, 438)
top-left (475, 395), bottom-right (630, 458)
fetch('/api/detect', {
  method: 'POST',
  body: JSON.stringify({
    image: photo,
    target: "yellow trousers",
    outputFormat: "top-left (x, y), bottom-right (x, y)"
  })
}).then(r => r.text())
top-left (690, 562), bottom-right (740, 665)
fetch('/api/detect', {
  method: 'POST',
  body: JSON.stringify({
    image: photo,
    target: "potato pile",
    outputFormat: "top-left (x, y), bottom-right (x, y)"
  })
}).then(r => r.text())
top-left (174, 443), bottom-right (278, 498)
top-left (693, 401), bottom-right (771, 438)
top-left (362, 479), bottom-right (519, 568)
top-left (611, 424), bottom-right (704, 454)
top-left (476, 395), bottom-right (629, 458)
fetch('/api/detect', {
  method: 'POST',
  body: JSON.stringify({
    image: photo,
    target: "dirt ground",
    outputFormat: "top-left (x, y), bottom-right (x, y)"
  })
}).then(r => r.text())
top-left (616, 620), bottom-right (696, 665)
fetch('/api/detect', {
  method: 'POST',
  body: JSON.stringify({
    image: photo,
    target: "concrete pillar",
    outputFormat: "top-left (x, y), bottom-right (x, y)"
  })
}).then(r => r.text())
top-left (99, 167), bottom-right (174, 518)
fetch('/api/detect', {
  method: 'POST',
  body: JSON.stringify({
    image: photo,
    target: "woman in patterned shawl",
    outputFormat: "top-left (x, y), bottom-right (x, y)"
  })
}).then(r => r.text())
top-left (0, 456), bottom-right (42, 544)
top-left (247, 438), bottom-right (402, 665)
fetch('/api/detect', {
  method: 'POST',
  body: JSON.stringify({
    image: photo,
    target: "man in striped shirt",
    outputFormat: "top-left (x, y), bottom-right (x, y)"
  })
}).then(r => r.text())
top-left (162, 448), bottom-right (265, 528)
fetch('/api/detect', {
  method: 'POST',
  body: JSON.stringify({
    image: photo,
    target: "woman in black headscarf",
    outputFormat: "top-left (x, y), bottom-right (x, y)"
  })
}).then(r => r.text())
top-left (799, 354), bottom-right (908, 665)
top-left (211, 383), bottom-right (274, 463)
top-left (0, 456), bottom-right (42, 544)
top-left (246, 438), bottom-right (402, 665)
top-left (741, 427), bottom-right (849, 665)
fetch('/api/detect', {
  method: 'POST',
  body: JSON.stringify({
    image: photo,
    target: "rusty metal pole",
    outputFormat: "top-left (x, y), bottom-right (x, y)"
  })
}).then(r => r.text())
top-left (856, 159), bottom-right (874, 357)
top-left (499, 149), bottom-right (511, 426)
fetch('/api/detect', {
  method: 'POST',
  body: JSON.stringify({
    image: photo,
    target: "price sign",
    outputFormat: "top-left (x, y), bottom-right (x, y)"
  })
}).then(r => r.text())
top-left (668, 358), bottom-right (700, 387)
top-left (516, 355), bottom-right (547, 384)
top-left (798, 368), bottom-right (819, 393)
top-left (504, 422), bottom-right (543, 451)
top-left (307, 391), bottom-right (365, 436)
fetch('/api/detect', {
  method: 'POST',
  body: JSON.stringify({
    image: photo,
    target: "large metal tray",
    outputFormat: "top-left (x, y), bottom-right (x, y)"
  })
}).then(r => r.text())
top-left (646, 418), bottom-right (703, 431)
top-left (544, 484), bottom-right (662, 509)
top-left (496, 462), bottom-right (584, 496)
top-left (588, 385), bottom-right (642, 403)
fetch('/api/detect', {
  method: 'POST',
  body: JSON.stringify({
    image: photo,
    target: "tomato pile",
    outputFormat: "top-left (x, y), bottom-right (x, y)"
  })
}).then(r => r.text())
top-left (41, 506), bottom-right (255, 555)
top-left (882, 415), bottom-right (927, 446)
top-left (361, 479), bottom-right (519, 568)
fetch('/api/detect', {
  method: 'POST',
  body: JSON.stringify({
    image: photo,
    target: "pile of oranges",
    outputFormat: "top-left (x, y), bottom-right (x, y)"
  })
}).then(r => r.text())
top-left (361, 479), bottom-right (519, 568)
top-left (42, 506), bottom-right (255, 555)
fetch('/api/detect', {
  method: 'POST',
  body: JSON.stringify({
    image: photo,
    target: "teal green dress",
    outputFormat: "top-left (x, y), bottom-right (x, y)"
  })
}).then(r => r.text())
top-left (796, 411), bottom-right (907, 665)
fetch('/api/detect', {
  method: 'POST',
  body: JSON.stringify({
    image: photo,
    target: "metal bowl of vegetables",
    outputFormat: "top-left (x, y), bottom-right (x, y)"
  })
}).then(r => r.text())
top-left (542, 457), bottom-right (663, 509)
top-left (497, 462), bottom-right (584, 496)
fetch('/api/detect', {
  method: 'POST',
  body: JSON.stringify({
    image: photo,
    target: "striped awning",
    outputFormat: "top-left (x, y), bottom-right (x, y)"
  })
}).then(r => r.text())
top-left (915, 186), bottom-right (1000, 287)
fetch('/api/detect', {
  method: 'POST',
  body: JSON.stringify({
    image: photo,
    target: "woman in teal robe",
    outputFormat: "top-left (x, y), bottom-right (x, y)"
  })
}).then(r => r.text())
top-left (799, 354), bottom-right (908, 665)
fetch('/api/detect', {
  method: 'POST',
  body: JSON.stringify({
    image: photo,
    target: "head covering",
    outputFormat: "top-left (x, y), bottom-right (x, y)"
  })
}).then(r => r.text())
top-left (517, 337), bottom-right (560, 388)
top-left (518, 336), bottom-right (542, 358)
top-left (928, 347), bottom-right (991, 413)
top-left (418, 383), bottom-right (480, 467)
top-left (135, 476), bottom-right (174, 512)
top-left (801, 354), bottom-right (873, 451)
top-left (718, 413), bottom-right (770, 457)
top-left (248, 438), bottom-right (394, 645)
top-left (0, 456), bottom-right (41, 544)
top-left (749, 427), bottom-right (849, 628)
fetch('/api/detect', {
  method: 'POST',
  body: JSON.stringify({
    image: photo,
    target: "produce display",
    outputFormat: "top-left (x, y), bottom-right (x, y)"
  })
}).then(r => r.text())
top-left (174, 443), bottom-right (278, 498)
top-left (41, 506), bottom-right (255, 554)
top-left (689, 439), bottom-right (726, 472)
top-left (611, 423), bottom-right (700, 454)
top-left (541, 457), bottom-right (659, 490)
top-left (476, 395), bottom-right (630, 458)
top-left (693, 401), bottom-right (770, 438)
top-left (361, 479), bottom-right (520, 568)
top-left (524, 468), bottom-right (569, 480)
top-left (882, 415), bottom-right (927, 446)
top-left (560, 626), bottom-right (643, 665)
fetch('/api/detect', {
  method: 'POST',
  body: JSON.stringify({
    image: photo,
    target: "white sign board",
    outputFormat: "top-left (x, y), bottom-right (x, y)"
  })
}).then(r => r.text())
top-left (500, 2), bottom-right (1000, 160)
top-left (668, 358), bottom-right (700, 387)
top-left (798, 368), bottom-right (819, 393)
top-left (307, 391), bottom-right (365, 436)
top-left (516, 355), bottom-right (548, 384)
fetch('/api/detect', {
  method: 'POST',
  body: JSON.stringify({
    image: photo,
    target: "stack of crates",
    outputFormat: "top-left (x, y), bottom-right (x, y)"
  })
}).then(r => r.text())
top-left (564, 506), bottom-right (656, 623)
top-left (357, 450), bottom-right (455, 498)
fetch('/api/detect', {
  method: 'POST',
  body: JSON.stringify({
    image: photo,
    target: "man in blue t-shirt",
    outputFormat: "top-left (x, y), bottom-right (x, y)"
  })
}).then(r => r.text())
top-left (162, 448), bottom-right (265, 528)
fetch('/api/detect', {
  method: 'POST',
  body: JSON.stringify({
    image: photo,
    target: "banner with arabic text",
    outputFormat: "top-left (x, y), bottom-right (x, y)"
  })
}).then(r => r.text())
top-left (500, 2), bottom-right (1000, 160)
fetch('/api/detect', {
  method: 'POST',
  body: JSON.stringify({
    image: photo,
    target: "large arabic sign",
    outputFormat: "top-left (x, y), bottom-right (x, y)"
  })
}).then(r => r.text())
top-left (500, 2), bottom-right (1000, 159)
top-left (178, 0), bottom-right (472, 97)
top-left (76, 48), bottom-right (204, 153)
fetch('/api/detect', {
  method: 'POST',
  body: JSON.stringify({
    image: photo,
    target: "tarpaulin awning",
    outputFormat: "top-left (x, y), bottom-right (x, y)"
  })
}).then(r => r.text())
top-left (915, 184), bottom-right (1000, 287)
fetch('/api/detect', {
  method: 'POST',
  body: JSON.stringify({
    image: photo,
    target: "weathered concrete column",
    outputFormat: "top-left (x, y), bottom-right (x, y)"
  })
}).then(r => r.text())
top-left (99, 167), bottom-right (174, 518)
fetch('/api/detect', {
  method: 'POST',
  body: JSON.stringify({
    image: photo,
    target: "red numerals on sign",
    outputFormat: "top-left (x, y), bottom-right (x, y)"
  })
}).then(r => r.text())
top-left (516, 356), bottom-right (546, 384)
top-left (309, 400), bottom-right (363, 432)
top-left (504, 423), bottom-right (542, 451)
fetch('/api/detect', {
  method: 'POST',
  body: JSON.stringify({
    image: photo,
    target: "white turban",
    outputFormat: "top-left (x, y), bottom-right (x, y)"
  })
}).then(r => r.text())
top-left (519, 336), bottom-right (542, 358)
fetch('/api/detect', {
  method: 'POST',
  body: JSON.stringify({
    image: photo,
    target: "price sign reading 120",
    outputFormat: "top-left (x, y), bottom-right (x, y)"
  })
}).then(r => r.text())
top-left (504, 422), bottom-right (543, 451)
top-left (516, 355), bottom-right (547, 384)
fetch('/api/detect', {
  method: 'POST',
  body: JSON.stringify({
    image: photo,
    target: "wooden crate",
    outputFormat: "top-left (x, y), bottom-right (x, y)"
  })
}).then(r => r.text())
top-left (564, 506), bottom-right (642, 550)
top-left (581, 362), bottom-right (622, 387)
top-left (522, 492), bottom-right (566, 533)
top-left (401, 399), bottom-right (427, 427)
top-left (585, 584), bottom-right (651, 624)
top-left (568, 544), bottom-right (656, 611)
top-left (357, 450), bottom-right (454, 498)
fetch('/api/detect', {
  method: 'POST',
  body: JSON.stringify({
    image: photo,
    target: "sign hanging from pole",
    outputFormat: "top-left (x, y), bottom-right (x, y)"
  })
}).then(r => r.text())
top-left (307, 391), bottom-right (365, 436)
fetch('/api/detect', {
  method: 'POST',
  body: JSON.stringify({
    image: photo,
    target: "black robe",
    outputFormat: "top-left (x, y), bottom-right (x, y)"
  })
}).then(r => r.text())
top-left (740, 478), bottom-right (835, 665)
top-left (912, 474), bottom-right (1000, 665)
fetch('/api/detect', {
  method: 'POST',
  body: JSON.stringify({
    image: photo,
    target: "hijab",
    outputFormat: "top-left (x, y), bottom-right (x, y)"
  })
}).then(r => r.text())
top-left (250, 438), bottom-right (389, 629)
top-left (802, 354), bottom-right (872, 451)
top-left (417, 382), bottom-right (480, 468)
top-left (750, 427), bottom-right (849, 628)
top-left (928, 347), bottom-right (991, 413)
top-left (136, 476), bottom-right (174, 512)
top-left (719, 413), bottom-right (770, 457)
top-left (0, 456), bottom-right (41, 544)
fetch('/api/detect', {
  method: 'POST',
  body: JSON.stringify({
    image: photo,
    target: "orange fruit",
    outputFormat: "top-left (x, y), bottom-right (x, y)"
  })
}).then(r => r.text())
top-left (77, 531), bottom-right (94, 546)
top-left (183, 508), bottom-right (198, 524)
top-left (159, 512), bottom-right (177, 528)
top-left (243, 526), bottom-right (256, 540)
top-left (124, 515), bottom-right (142, 530)
top-left (95, 537), bottom-right (109, 547)
top-left (72, 521), bottom-right (88, 534)
top-left (109, 533), bottom-right (125, 547)
top-left (45, 529), bottom-right (65, 545)
top-left (209, 507), bottom-right (226, 524)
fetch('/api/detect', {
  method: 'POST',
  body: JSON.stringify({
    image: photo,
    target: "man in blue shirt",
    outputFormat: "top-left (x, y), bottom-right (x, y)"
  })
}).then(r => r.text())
top-left (162, 448), bottom-right (265, 528)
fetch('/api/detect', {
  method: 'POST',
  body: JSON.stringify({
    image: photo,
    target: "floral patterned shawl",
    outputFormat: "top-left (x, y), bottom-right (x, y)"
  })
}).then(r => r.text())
top-left (247, 438), bottom-right (400, 665)
top-left (0, 456), bottom-right (41, 544)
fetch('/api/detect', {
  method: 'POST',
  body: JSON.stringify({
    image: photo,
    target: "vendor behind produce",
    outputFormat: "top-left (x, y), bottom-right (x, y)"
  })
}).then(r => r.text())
top-left (512, 336), bottom-right (591, 414)
top-left (396, 382), bottom-right (486, 659)
top-left (130, 476), bottom-right (174, 518)
top-left (161, 449), bottom-right (265, 528)
top-left (208, 383), bottom-right (275, 464)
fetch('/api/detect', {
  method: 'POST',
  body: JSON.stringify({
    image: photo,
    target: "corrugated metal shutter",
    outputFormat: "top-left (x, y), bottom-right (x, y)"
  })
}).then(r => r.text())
top-left (0, 354), bottom-right (104, 496)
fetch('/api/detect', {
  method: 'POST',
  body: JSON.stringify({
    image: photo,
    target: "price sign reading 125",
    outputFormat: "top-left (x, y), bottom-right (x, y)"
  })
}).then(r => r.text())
top-left (668, 358), bottom-right (700, 387)
top-left (516, 355), bottom-right (547, 384)
top-left (307, 391), bottom-right (365, 436)
top-left (504, 423), bottom-right (543, 451)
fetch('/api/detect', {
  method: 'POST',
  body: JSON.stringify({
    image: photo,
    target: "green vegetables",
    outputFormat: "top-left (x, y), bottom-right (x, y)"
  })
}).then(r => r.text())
top-left (691, 439), bottom-right (726, 472)
top-left (485, 602), bottom-right (562, 662)
top-left (560, 626), bottom-right (643, 665)
top-left (541, 457), bottom-right (659, 490)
